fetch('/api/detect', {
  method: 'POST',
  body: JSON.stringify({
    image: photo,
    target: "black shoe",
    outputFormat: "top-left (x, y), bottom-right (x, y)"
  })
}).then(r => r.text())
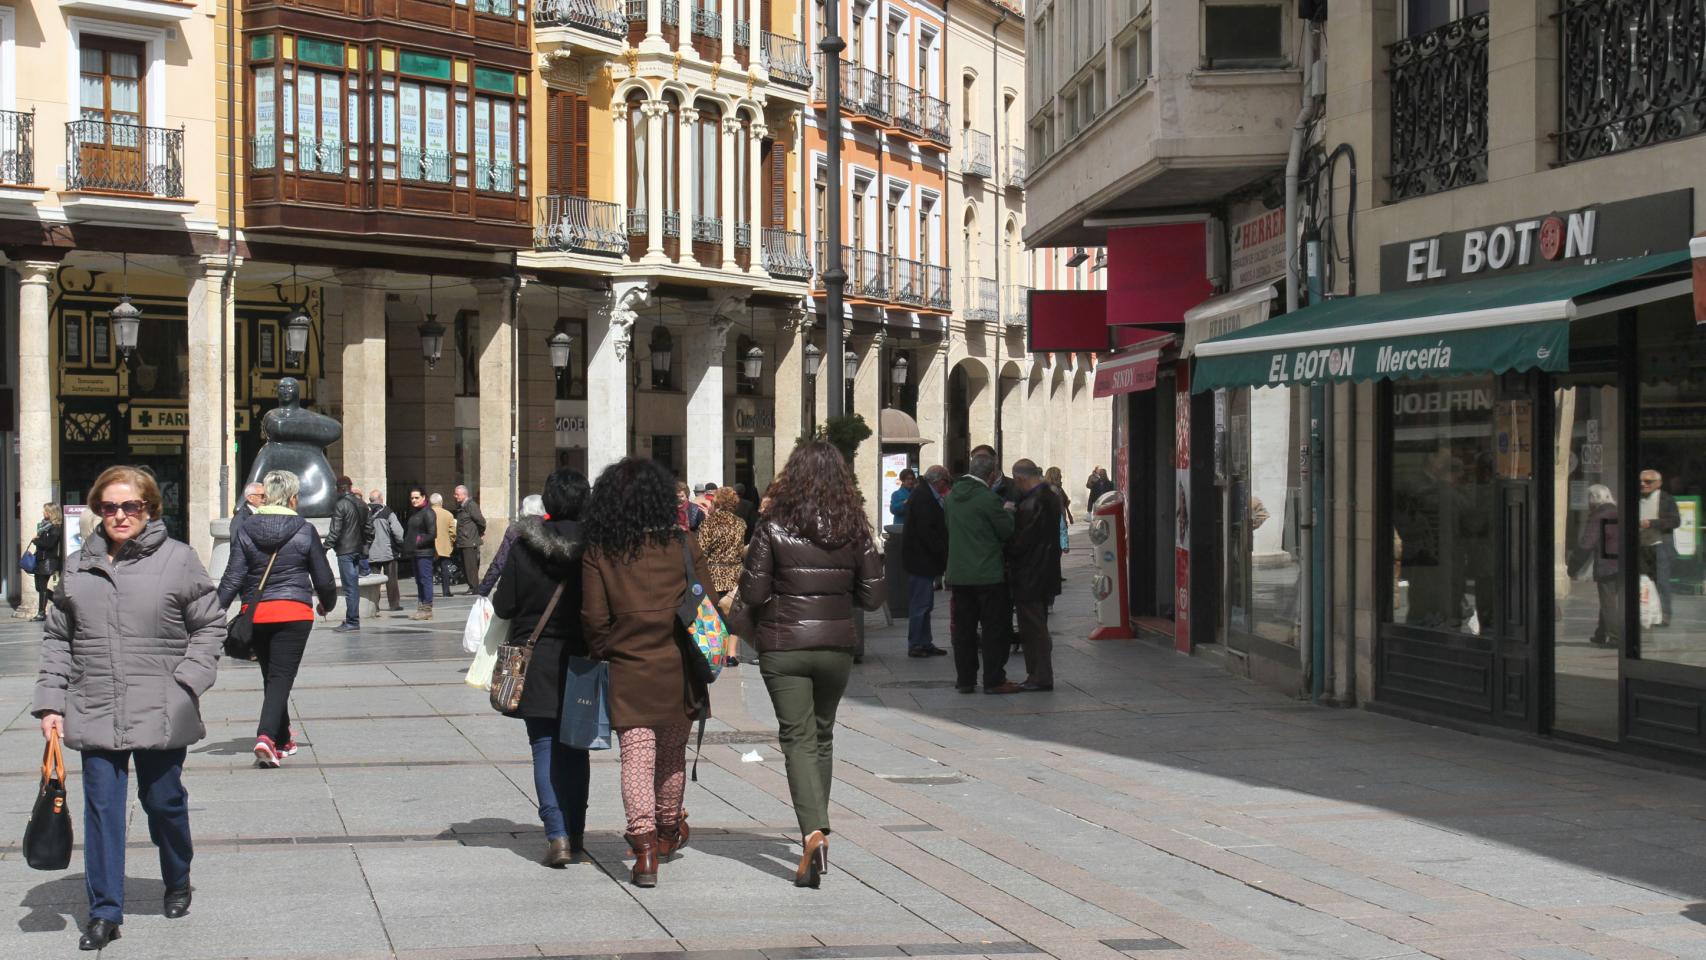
top-left (908, 649), bottom-right (930, 658)
top-left (80, 919), bottom-right (121, 951)
top-left (30, 614), bottom-right (45, 622)
top-left (955, 685), bottom-right (975, 694)
top-left (727, 656), bottom-right (741, 667)
top-left (926, 646), bottom-right (948, 656)
top-left (1018, 681), bottom-right (1053, 692)
top-left (984, 681), bottom-right (1023, 695)
top-left (164, 886), bottom-right (192, 918)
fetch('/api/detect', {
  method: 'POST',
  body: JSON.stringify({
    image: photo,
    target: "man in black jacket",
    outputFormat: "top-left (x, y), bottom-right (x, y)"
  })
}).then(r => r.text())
top-left (453, 484), bottom-right (488, 586)
top-left (323, 475), bottom-right (368, 633)
top-left (901, 465), bottom-right (951, 657)
top-left (1008, 459), bottom-right (1062, 691)
top-left (230, 482), bottom-right (264, 544)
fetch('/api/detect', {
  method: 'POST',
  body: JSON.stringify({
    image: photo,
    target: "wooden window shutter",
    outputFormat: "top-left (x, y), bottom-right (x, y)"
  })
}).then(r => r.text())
top-left (572, 95), bottom-right (590, 198)
top-left (765, 138), bottom-right (786, 228)
top-left (546, 90), bottom-right (570, 194)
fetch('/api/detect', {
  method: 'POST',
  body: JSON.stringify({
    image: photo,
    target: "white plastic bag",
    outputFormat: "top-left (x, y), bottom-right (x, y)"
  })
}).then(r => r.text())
top-left (464, 599), bottom-right (509, 689)
top-left (463, 596), bottom-right (494, 654)
top-left (1639, 574), bottom-right (1663, 628)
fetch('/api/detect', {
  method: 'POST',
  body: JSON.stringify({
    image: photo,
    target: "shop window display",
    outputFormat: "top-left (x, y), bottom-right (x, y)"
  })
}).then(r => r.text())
top-left (1388, 376), bottom-right (1499, 634)
top-left (1224, 385), bottom-right (1301, 650)
top-left (1635, 301), bottom-right (1706, 666)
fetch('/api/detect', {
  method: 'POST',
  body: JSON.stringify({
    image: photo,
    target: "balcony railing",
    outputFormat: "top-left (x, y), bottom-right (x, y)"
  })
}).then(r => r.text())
top-left (474, 0), bottom-right (516, 15)
top-left (250, 135), bottom-right (277, 171)
top-left (924, 265), bottom-right (952, 311)
top-left (888, 256), bottom-right (924, 306)
top-left (625, 0), bottom-right (645, 20)
top-left (536, 195), bottom-right (627, 255)
top-left (692, 7), bottom-right (721, 36)
top-left (693, 215), bottom-right (723, 243)
top-left (891, 81), bottom-right (923, 136)
top-left (538, 0), bottom-right (626, 36)
top-left (763, 32), bottom-right (812, 88)
top-left (1005, 146), bottom-right (1026, 188)
top-left (1388, 12), bottom-right (1489, 201)
top-left (65, 120), bottom-right (184, 197)
top-left (628, 206), bottom-right (649, 235)
top-left (1003, 284), bottom-right (1032, 328)
top-left (298, 137), bottom-right (345, 175)
top-left (735, 21), bottom-right (750, 47)
top-left (919, 93), bottom-right (950, 145)
top-left (765, 228), bottom-right (811, 278)
top-left (0, 110), bottom-right (34, 185)
top-left (819, 57), bottom-right (891, 124)
top-left (849, 248), bottom-right (888, 299)
top-left (400, 148), bottom-right (452, 184)
top-left (1559, 0), bottom-right (1706, 164)
top-left (735, 221), bottom-right (751, 247)
top-left (961, 128), bottom-right (993, 178)
top-left (965, 276), bottom-right (998, 322)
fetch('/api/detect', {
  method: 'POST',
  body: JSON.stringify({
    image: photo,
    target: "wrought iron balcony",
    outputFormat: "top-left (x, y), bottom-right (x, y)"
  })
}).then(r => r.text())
top-left (663, 210), bottom-right (682, 237)
top-left (965, 276), bottom-right (998, 322)
top-left (819, 57), bottom-right (891, 124)
top-left (1002, 284), bottom-right (1032, 328)
top-left (538, 0), bottom-right (626, 37)
top-left (298, 138), bottom-right (345, 175)
top-left (924, 265), bottom-right (952, 311)
top-left (628, 207), bottom-right (649, 235)
top-left (765, 228), bottom-right (811, 278)
top-left (250, 135), bottom-right (277, 171)
top-left (1388, 12), bottom-right (1488, 201)
top-left (891, 81), bottom-right (924, 136)
top-left (693, 215), bottom-right (723, 243)
top-left (1559, 0), bottom-right (1706, 164)
top-left (735, 21), bottom-right (750, 47)
top-left (848, 247), bottom-right (888, 300)
top-left (65, 120), bottom-right (184, 197)
top-left (735, 221), bottom-right (751, 247)
top-left (625, 0), bottom-right (645, 20)
top-left (692, 7), bottom-right (721, 36)
top-left (763, 32), bottom-right (811, 88)
top-left (536, 195), bottom-right (627, 255)
top-left (1005, 146), bottom-right (1026, 189)
top-left (919, 93), bottom-right (950, 146)
top-left (0, 110), bottom-right (34, 185)
top-left (888, 256), bottom-right (925, 307)
top-left (400, 148), bottom-right (452, 184)
top-left (476, 160), bottom-right (514, 192)
top-left (960, 128), bottom-right (993, 178)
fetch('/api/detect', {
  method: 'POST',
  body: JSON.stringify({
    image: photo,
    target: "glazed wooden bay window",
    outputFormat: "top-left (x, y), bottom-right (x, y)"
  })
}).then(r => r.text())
top-left (378, 54), bottom-right (528, 196)
top-left (247, 36), bottom-right (356, 178)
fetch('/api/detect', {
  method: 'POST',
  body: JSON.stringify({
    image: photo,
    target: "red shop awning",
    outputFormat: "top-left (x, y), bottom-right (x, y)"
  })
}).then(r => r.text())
top-left (1094, 332), bottom-right (1175, 397)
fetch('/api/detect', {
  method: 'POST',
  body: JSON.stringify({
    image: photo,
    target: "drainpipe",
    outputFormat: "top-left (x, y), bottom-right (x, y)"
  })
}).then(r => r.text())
top-left (221, 0), bottom-right (237, 516)
top-left (1285, 22), bottom-right (1319, 693)
top-left (991, 6), bottom-right (1007, 449)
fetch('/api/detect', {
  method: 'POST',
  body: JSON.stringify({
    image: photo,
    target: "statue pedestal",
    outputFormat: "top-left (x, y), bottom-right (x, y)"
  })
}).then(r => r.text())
top-left (210, 517), bottom-right (390, 622)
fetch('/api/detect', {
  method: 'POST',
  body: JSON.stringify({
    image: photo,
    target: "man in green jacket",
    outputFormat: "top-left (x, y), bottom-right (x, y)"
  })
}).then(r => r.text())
top-left (946, 451), bottom-right (1020, 694)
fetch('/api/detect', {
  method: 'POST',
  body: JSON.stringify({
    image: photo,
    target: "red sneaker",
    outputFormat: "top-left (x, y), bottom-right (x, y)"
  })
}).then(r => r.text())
top-left (253, 737), bottom-right (280, 769)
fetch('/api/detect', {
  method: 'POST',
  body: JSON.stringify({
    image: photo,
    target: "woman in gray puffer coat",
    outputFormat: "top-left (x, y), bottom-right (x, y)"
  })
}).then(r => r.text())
top-left (33, 465), bottom-right (225, 952)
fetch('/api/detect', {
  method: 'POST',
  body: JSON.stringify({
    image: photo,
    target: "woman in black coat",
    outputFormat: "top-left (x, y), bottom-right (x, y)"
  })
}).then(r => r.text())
top-left (29, 503), bottom-right (63, 620)
top-left (491, 468), bottom-right (591, 867)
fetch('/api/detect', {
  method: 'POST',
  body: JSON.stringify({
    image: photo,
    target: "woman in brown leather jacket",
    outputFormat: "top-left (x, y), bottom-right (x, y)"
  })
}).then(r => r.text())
top-left (729, 441), bottom-right (884, 887)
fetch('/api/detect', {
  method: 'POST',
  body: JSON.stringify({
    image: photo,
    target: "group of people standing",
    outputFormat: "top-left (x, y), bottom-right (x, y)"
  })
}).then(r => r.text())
top-left (897, 446), bottom-right (1069, 694)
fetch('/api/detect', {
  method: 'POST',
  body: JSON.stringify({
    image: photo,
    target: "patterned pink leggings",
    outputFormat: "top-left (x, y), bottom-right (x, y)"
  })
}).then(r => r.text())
top-left (616, 724), bottom-right (690, 836)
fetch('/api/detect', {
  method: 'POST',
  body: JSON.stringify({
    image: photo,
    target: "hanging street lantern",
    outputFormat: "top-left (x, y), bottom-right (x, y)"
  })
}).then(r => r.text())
top-left (418, 314), bottom-right (446, 368)
top-left (803, 340), bottom-right (822, 379)
top-left (842, 347), bottom-right (859, 383)
top-left (283, 308), bottom-right (312, 361)
top-left (548, 331), bottom-right (573, 379)
top-left (650, 325), bottom-right (673, 376)
top-left (742, 342), bottom-right (764, 381)
top-left (890, 352), bottom-right (909, 386)
top-left (110, 296), bottom-right (142, 361)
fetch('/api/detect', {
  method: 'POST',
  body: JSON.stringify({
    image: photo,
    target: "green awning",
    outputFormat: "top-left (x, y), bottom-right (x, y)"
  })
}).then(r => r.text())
top-left (1191, 250), bottom-right (1692, 393)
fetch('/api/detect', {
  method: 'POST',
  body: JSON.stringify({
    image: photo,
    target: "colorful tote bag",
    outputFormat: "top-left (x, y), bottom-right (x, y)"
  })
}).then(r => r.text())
top-left (676, 537), bottom-right (729, 683)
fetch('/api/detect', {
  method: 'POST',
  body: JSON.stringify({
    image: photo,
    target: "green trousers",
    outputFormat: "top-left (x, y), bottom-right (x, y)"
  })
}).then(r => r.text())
top-left (759, 648), bottom-right (854, 837)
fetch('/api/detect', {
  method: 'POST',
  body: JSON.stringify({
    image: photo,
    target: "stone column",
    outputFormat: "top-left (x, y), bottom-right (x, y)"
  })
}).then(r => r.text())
top-left (748, 122), bottom-right (767, 274)
top-left (612, 107), bottom-right (629, 227)
top-left (720, 0), bottom-right (736, 69)
top-left (186, 255), bottom-right (237, 566)
top-left (684, 314), bottom-right (734, 490)
top-left (852, 330), bottom-right (884, 530)
top-left (720, 116), bottom-right (740, 270)
top-left (340, 270), bottom-right (389, 494)
top-left (644, 102), bottom-right (668, 260)
top-left (644, 0), bottom-right (666, 51)
top-left (474, 278), bottom-right (516, 568)
top-left (771, 302), bottom-right (812, 449)
top-left (678, 110), bottom-right (698, 265)
top-left (15, 261), bottom-right (57, 617)
top-left (588, 281), bottom-right (652, 477)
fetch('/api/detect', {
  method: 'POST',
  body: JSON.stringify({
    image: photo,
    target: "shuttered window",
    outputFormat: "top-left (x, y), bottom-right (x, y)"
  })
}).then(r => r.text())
top-left (546, 90), bottom-right (590, 197)
top-left (764, 137), bottom-right (786, 228)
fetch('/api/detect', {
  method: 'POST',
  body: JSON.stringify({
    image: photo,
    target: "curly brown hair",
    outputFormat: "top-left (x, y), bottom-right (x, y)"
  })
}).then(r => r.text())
top-left (761, 440), bottom-right (870, 547)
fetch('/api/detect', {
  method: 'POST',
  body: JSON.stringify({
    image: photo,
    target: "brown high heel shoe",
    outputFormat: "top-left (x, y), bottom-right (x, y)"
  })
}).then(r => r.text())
top-left (794, 830), bottom-right (826, 888)
top-left (626, 831), bottom-right (658, 888)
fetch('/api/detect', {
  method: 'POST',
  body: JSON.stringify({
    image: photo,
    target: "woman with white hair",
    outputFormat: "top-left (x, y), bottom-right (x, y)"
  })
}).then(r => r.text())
top-left (1579, 483), bottom-right (1621, 647)
top-left (216, 470), bottom-right (339, 767)
top-left (475, 494), bottom-right (546, 596)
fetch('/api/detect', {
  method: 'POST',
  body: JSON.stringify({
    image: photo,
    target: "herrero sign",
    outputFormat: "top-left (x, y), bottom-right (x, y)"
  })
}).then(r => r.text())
top-left (1379, 189), bottom-right (1694, 290)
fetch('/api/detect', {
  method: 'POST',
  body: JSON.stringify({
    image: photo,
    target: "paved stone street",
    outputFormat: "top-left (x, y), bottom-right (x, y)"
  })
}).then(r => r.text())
top-left (5, 539), bottom-right (1706, 960)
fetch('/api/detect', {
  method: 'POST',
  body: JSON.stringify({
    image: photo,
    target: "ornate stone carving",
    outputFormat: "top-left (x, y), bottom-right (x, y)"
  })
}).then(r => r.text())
top-left (608, 281), bottom-right (654, 360)
top-left (706, 317), bottom-right (734, 362)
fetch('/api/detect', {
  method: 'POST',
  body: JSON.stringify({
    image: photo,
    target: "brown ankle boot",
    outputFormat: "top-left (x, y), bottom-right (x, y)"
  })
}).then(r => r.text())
top-left (658, 812), bottom-right (690, 858)
top-left (626, 831), bottom-right (658, 887)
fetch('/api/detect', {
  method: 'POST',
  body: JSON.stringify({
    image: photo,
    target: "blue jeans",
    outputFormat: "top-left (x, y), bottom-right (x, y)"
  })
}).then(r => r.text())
top-left (907, 574), bottom-right (937, 651)
top-left (82, 748), bottom-right (192, 923)
top-left (413, 556), bottom-right (434, 605)
top-left (524, 717), bottom-right (590, 841)
top-left (337, 553), bottom-right (361, 625)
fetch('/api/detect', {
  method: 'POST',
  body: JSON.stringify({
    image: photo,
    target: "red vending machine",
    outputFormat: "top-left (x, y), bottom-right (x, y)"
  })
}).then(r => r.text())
top-left (1088, 492), bottom-right (1133, 640)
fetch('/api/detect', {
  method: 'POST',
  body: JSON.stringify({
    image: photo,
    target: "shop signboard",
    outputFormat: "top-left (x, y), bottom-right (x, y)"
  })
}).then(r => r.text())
top-left (555, 400), bottom-right (587, 449)
top-left (1380, 189), bottom-right (1693, 290)
top-left (62, 374), bottom-right (117, 397)
top-left (1230, 207), bottom-right (1286, 290)
top-left (129, 405), bottom-right (191, 432)
top-left (730, 397), bottom-right (776, 435)
top-left (1678, 497), bottom-right (1700, 560)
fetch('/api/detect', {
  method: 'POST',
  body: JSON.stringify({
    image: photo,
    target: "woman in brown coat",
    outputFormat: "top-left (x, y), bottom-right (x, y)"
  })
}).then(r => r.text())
top-left (728, 441), bottom-right (884, 888)
top-left (581, 457), bottom-right (718, 888)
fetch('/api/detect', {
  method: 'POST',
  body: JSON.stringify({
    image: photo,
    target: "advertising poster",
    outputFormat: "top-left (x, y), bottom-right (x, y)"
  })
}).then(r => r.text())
top-left (1174, 361), bottom-right (1191, 652)
top-left (1677, 496), bottom-right (1700, 559)
top-left (880, 452), bottom-right (909, 531)
top-left (62, 506), bottom-right (88, 561)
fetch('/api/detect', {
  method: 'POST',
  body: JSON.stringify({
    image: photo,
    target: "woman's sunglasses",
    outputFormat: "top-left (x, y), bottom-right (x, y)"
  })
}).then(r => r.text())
top-left (96, 500), bottom-right (148, 518)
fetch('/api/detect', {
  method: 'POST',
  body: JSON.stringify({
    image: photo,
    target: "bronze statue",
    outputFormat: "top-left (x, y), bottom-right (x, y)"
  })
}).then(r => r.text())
top-left (246, 378), bottom-right (341, 516)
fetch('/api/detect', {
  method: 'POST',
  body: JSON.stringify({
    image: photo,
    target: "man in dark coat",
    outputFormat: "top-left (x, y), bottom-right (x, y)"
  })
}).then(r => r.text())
top-left (901, 465), bottom-right (951, 657)
top-left (453, 484), bottom-right (488, 586)
top-left (733, 483), bottom-right (759, 542)
top-left (1008, 459), bottom-right (1063, 691)
top-left (230, 482), bottom-right (264, 544)
top-left (323, 476), bottom-right (368, 633)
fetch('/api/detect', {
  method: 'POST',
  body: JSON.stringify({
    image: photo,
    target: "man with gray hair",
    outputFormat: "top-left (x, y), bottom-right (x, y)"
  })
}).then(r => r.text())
top-left (1007, 459), bottom-right (1062, 691)
top-left (366, 489), bottom-right (405, 612)
top-left (453, 484), bottom-right (487, 586)
top-left (231, 481), bottom-right (265, 543)
top-left (901, 465), bottom-right (952, 657)
top-left (945, 452), bottom-right (1019, 693)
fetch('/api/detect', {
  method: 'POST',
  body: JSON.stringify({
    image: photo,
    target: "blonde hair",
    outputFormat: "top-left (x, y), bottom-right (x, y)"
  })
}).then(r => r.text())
top-left (263, 470), bottom-right (301, 507)
top-left (44, 503), bottom-right (63, 524)
top-left (89, 466), bottom-right (162, 520)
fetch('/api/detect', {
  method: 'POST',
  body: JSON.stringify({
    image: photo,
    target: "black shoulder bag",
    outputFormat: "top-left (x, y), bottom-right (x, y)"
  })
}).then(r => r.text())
top-left (224, 549), bottom-right (280, 662)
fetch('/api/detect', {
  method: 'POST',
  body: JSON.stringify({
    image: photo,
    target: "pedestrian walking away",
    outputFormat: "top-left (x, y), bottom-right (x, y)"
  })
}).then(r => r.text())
top-left (403, 487), bottom-right (438, 619)
top-left (431, 492), bottom-right (458, 597)
top-left (492, 470), bottom-right (592, 868)
top-left (220, 470), bottom-right (339, 768)
top-left (32, 465), bottom-right (225, 952)
top-left (698, 486), bottom-right (749, 665)
top-left (324, 475), bottom-right (368, 633)
top-left (27, 502), bottom-right (63, 620)
top-left (1007, 460), bottom-right (1063, 691)
top-left (367, 489), bottom-right (406, 612)
top-left (900, 466), bottom-right (951, 657)
top-left (727, 441), bottom-right (885, 888)
top-left (478, 494), bottom-right (547, 597)
top-left (946, 451), bottom-right (1018, 693)
top-left (454, 483), bottom-right (488, 588)
top-left (582, 457), bottom-right (717, 888)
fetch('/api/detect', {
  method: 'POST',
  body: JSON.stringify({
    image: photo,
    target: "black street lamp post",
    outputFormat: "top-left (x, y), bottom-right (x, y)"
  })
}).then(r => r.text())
top-left (821, 0), bottom-right (846, 414)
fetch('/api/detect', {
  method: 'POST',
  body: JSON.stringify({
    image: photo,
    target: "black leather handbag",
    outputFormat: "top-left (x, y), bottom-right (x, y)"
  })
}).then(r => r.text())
top-left (224, 549), bottom-right (280, 661)
top-left (23, 735), bottom-right (72, 871)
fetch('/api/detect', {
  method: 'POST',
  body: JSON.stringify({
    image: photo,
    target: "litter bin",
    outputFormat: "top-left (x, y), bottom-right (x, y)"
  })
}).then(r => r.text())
top-left (883, 525), bottom-right (909, 619)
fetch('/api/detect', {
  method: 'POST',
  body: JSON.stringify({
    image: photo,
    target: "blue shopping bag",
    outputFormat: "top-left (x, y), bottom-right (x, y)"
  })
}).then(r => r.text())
top-left (559, 656), bottom-right (612, 751)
